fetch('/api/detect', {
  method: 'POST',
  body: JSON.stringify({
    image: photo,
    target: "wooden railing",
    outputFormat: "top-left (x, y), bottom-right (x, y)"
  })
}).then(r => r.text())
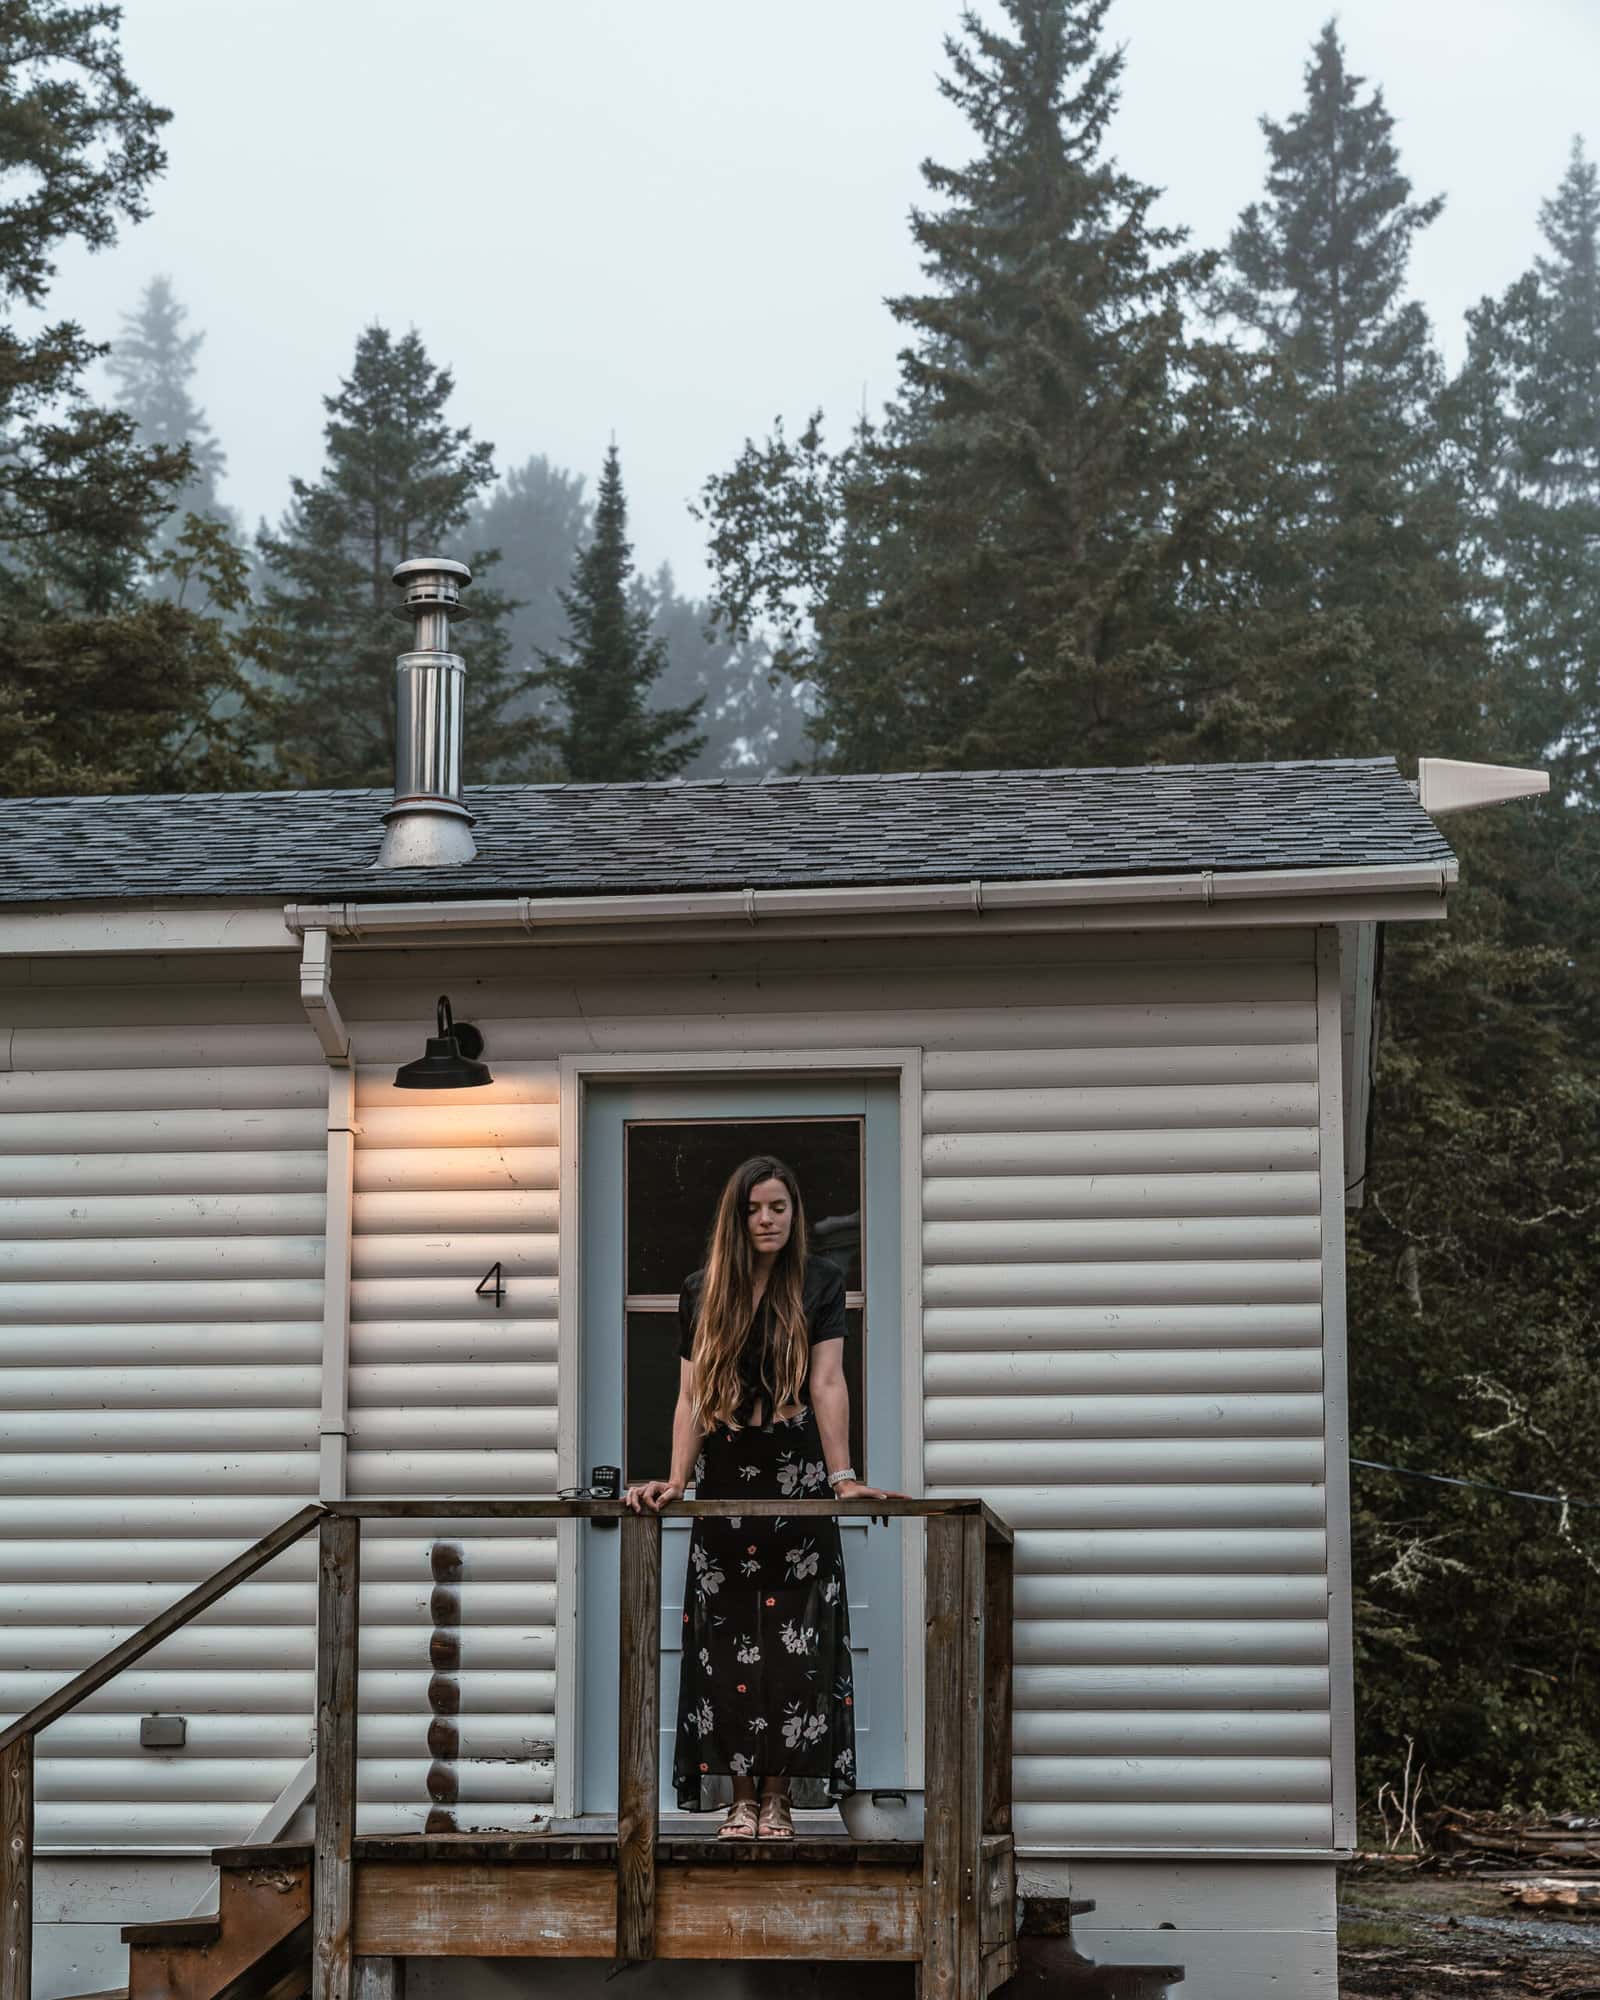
top-left (0, 1503), bottom-right (328, 2000)
top-left (0, 1495), bottom-right (1015, 2000)
top-left (321, 1497), bottom-right (1014, 1998)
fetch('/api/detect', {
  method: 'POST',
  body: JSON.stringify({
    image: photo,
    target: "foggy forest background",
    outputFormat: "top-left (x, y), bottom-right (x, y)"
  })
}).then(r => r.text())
top-left (5, 0), bottom-right (1600, 1823)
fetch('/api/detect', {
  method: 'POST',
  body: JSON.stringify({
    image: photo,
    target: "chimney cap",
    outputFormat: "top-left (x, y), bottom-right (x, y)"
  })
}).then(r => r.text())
top-left (391, 556), bottom-right (472, 618)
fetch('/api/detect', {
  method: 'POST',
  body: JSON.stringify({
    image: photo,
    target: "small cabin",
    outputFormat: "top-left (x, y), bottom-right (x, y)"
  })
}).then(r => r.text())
top-left (0, 564), bottom-right (1534, 2000)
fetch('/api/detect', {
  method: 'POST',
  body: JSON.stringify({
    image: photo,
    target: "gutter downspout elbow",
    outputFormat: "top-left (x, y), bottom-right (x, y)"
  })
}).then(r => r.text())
top-left (299, 928), bottom-right (352, 1064)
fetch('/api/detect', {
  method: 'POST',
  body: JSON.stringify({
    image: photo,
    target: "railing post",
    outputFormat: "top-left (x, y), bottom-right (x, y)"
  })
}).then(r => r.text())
top-left (983, 1522), bottom-right (1014, 1837)
top-left (615, 1506), bottom-right (661, 1968)
top-left (0, 1735), bottom-right (31, 2000)
top-left (924, 1510), bottom-right (986, 2000)
top-left (315, 1512), bottom-right (361, 2000)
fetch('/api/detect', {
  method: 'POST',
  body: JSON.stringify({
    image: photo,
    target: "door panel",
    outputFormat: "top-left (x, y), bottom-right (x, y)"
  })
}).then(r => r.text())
top-left (578, 1079), bottom-right (904, 1814)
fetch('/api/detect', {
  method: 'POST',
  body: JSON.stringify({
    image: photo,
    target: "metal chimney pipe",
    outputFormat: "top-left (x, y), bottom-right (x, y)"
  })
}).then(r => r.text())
top-left (375, 556), bottom-right (478, 868)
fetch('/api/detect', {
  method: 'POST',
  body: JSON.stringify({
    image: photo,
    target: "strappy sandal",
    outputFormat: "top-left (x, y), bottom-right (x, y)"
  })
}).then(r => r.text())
top-left (718, 1799), bottom-right (760, 1840)
top-left (757, 1793), bottom-right (794, 1841)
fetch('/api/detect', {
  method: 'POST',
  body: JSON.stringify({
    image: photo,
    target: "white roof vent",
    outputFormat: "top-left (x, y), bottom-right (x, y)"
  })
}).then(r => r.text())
top-left (1417, 758), bottom-right (1550, 817)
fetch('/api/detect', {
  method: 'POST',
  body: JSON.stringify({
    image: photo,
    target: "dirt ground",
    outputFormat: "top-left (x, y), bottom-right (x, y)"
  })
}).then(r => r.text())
top-left (1339, 1864), bottom-right (1600, 1998)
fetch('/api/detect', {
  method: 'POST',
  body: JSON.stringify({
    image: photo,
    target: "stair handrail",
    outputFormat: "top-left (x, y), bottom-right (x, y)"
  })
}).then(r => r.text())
top-left (1, 1502), bottom-right (329, 2000)
top-left (0, 1503), bottom-right (329, 1755)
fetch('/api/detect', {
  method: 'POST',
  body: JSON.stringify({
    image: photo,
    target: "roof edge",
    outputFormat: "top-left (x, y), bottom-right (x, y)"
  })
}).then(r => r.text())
top-left (0, 860), bottom-right (1456, 959)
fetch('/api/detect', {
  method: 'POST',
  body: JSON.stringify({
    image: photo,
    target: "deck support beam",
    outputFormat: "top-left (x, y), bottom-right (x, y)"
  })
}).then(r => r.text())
top-left (615, 1507), bottom-right (662, 1967)
top-left (353, 1956), bottom-right (406, 1998)
top-left (922, 1512), bottom-right (987, 1999)
top-left (0, 1736), bottom-right (30, 2000)
top-left (315, 1513), bottom-right (361, 2000)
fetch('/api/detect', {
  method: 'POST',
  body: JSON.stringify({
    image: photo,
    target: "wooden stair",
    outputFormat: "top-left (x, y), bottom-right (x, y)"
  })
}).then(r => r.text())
top-left (118, 1847), bottom-right (310, 2000)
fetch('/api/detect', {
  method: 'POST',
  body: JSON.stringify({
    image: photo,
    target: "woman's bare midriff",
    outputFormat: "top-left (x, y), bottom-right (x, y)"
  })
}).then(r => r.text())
top-left (743, 1398), bottom-right (803, 1427)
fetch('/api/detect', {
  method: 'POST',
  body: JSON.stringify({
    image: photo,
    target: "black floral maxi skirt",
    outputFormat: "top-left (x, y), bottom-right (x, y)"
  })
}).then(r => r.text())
top-left (672, 1405), bottom-right (857, 1812)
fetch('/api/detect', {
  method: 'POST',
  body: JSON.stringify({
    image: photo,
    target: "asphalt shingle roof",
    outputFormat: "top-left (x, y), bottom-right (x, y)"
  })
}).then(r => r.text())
top-left (0, 758), bottom-right (1454, 907)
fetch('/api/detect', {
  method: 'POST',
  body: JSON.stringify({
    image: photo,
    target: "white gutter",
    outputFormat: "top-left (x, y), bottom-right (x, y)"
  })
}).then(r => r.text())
top-left (0, 858), bottom-right (1456, 957)
top-left (281, 858), bottom-right (1455, 942)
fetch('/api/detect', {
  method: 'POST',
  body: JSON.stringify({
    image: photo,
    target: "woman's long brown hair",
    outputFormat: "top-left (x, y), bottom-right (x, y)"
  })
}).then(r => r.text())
top-left (688, 1154), bottom-right (809, 1433)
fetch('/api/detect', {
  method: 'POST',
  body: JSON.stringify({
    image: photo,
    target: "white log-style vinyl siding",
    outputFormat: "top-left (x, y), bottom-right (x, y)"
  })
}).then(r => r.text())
top-left (3, 925), bottom-right (1341, 1860)
top-left (0, 1027), bottom-right (324, 1848)
top-left (921, 947), bottom-right (1331, 1851)
top-left (345, 1066), bottom-right (560, 1829)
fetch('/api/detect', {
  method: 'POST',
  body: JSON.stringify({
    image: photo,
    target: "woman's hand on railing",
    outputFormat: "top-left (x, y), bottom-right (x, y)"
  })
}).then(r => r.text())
top-left (831, 1479), bottom-right (908, 1528)
top-left (625, 1479), bottom-right (685, 1513)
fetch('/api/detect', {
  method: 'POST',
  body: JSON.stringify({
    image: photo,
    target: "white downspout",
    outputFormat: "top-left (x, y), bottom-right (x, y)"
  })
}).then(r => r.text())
top-left (299, 930), bottom-right (357, 1502)
top-left (188, 933), bottom-right (355, 1905)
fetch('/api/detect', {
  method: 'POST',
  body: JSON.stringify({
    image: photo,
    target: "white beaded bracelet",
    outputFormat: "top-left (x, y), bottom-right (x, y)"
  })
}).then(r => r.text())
top-left (826, 1468), bottom-right (858, 1489)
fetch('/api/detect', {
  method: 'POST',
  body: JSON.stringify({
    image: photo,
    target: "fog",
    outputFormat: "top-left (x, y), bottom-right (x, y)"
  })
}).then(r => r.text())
top-left (38, 0), bottom-right (1600, 594)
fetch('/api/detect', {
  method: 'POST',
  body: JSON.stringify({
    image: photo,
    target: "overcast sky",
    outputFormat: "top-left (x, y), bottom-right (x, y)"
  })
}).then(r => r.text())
top-left (39, 0), bottom-right (1600, 598)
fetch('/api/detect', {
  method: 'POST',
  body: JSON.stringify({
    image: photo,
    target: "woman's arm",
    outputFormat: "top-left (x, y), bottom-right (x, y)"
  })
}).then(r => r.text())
top-left (808, 1340), bottom-right (854, 1484)
top-left (626, 1357), bottom-right (701, 1511)
top-left (667, 1357), bottom-right (702, 1489)
top-left (810, 1335), bottom-right (900, 1505)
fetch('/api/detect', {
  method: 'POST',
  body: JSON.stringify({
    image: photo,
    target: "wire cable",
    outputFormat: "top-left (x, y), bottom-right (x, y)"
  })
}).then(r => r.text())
top-left (1351, 1456), bottom-right (1600, 1514)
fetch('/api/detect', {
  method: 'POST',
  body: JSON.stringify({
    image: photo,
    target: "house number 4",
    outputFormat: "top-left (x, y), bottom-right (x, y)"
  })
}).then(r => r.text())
top-left (475, 1261), bottom-right (506, 1309)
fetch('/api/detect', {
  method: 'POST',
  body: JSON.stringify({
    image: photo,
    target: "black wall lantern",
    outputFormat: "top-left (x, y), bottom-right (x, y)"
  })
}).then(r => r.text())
top-left (394, 994), bottom-right (493, 1090)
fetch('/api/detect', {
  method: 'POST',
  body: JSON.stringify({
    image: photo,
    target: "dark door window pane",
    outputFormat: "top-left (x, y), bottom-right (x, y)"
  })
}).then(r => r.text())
top-left (625, 1118), bottom-right (863, 1295)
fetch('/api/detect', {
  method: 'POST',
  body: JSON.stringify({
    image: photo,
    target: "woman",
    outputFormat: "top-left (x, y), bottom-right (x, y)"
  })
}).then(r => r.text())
top-left (624, 1153), bottom-right (892, 1840)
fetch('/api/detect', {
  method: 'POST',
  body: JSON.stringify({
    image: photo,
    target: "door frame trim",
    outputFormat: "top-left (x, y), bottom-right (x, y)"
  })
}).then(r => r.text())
top-left (553, 1046), bottom-right (926, 1816)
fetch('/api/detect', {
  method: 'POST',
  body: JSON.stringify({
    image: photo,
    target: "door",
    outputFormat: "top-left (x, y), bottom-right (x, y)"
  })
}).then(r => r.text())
top-left (578, 1077), bottom-right (905, 1814)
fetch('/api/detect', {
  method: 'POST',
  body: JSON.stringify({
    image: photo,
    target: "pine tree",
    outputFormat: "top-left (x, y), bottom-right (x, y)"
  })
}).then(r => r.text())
top-left (0, 2), bottom-right (283, 795)
top-left (631, 563), bottom-right (798, 779)
top-left (700, 0), bottom-right (1258, 773)
top-left (0, 1), bottom-right (188, 610)
top-left (538, 446), bottom-right (703, 782)
top-left (1211, 49), bottom-right (1600, 1807)
top-left (259, 325), bottom-right (550, 787)
top-left (108, 274), bottom-right (231, 550)
top-left (0, 514), bottom-right (284, 795)
top-left (1216, 22), bottom-right (1443, 399)
top-left (1209, 19), bottom-right (1491, 766)
top-left (1456, 139), bottom-right (1600, 795)
top-left (471, 453), bottom-right (592, 676)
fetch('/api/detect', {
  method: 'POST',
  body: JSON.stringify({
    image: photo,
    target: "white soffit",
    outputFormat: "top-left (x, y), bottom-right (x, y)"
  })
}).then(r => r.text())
top-left (1417, 758), bottom-right (1549, 816)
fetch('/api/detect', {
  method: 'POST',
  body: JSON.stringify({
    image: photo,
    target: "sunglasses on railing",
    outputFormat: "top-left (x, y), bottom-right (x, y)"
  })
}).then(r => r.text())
top-left (557, 1467), bottom-right (622, 1501)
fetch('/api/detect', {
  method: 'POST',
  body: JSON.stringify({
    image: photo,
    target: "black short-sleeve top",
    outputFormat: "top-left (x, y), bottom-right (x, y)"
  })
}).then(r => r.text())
top-left (677, 1256), bottom-right (848, 1423)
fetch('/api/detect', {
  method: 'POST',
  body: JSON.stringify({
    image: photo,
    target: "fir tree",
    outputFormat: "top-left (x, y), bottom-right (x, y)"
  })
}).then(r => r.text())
top-left (471, 452), bottom-right (592, 676)
top-left (632, 563), bottom-right (797, 778)
top-left (0, 2), bottom-right (282, 795)
top-left (259, 325), bottom-right (549, 787)
top-left (1456, 139), bottom-right (1600, 795)
top-left (0, 1), bottom-right (188, 610)
top-left (538, 446), bottom-right (703, 782)
top-left (1209, 19), bottom-right (1491, 766)
top-left (0, 514), bottom-right (283, 795)
top-left (1210, 54), bottom-right (1600, 1806)
top-left (700, 0), bottom-right (1261, 773)
top-left (1216, 21), bottom-right (1443, 399)
top-left (108, 274), bottom-right (230, 547)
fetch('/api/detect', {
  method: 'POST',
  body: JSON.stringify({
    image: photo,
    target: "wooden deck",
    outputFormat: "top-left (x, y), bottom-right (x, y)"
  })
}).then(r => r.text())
top-left (312, 1499), bottom-right (1017, 1998)
top-left (202, 1829), bottom-right (1015, 1972)
top-left (3, 1497), bottom-right (1017, 2000)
